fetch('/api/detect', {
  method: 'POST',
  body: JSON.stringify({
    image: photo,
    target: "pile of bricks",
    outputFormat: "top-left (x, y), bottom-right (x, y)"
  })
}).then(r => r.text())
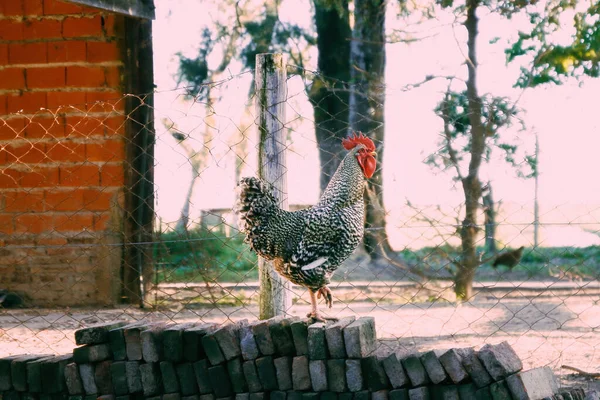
top-left (0, 316), bottom-right (594, 400)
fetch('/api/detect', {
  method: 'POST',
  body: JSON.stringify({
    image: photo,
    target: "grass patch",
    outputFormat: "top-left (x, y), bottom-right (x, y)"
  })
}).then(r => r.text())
top-left (154, 226), bottom-right (257, 284)
top-left (417, 245), bottom-right (600, 280)
top-left (153, 226), bottom-right (599, 284)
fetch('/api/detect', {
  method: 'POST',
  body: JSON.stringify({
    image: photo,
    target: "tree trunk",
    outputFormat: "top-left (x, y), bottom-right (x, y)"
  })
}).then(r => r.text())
top-left (456, 176), bottom-right (481, 300)
top-left (482, 182), bottom-right (497, 254)
top-left (173, 92), bottom-right (214, 232)
top-left (454, 265), bottom-right (476, 300)
top-left (455, 0), bottom-right (485, 300)
top-left (349, 0), bottom-right (390, 259)
top-left (533, 133), bottom-right (540, 248)
top-left (309, 0), bottom-right (352, 193)
top-left (175, 164), bottom-right (200, 232)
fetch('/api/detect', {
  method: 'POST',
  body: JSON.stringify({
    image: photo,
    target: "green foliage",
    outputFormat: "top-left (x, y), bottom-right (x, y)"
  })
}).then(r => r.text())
top-left (518, 245), bottom-right (600, 279)
top-left (315, 0), bottom-right (347, 17)
top-left (155, 227), bottom-right (257, 283)
top-left (506, 1), bottom-right (600, 87)
top-left (436, 0), bottom-right (539, 14)
top-left (240, 14), bottom-right (315, 71)
top-left (435, 0), bottom-right (455, 9)
top-left (520, 153), bottom-right (537, 179)
top-left (434, 0), bottom-right (599, 88)
top-left (520, 245), bottom-right (600, 263)
top-left (425, 89), bottom-right (535, 179)
top-left (177, 28), bottom-right (214, 97)
top-left (176, 1), bottom-right (315, 97)
top-left (495, 0), bottom-right (540, 18)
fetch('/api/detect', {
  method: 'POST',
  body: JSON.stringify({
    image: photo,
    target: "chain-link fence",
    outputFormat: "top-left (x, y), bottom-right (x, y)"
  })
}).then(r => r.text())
top-left (1, 61), bottom-right (599, 390)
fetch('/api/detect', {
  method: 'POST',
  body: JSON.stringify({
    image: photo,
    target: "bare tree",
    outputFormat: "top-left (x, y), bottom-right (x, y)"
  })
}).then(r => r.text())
top-left (164, 105), bottom-right (214, 232)
top-left (533, 133), bottom-right (539, 248)
top-left (455, 0), bottom-right (485, 298)
top-left (423, 0), bottom-right (536, 299)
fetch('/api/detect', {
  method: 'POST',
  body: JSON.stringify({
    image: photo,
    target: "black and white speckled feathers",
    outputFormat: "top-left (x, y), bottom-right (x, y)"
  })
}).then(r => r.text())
top-left (235, 146), bottom-right (368, 290)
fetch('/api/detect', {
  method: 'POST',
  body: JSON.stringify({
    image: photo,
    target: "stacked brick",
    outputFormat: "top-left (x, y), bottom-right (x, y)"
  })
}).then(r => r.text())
top-left (0, 0), bottom-right (127, 306)
top-left (0, 317), bottom-right (592, 400)
top-left (0, 353), bottom-right (73, 398)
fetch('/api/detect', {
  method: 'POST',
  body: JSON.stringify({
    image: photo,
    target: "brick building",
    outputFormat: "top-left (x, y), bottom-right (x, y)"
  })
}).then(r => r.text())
top-left (0, 0), bottom-right (155, 306)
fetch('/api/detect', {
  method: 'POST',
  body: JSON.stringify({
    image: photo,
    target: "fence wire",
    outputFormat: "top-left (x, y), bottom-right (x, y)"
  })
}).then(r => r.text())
top-left (0, 67), bottom-right (599, 390)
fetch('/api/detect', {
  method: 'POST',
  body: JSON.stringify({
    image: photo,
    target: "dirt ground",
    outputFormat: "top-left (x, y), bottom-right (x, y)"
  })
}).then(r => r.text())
top-left (1, 282), bottom-right (599, 393)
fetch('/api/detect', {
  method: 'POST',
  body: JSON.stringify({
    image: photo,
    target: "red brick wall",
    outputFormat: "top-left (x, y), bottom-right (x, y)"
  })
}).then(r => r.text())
top-left (0, 0), bottom-right (128, 305)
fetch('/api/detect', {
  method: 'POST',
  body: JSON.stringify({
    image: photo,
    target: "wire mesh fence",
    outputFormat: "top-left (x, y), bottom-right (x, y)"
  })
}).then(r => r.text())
top-left (0, 61), bottom-right (599, 389)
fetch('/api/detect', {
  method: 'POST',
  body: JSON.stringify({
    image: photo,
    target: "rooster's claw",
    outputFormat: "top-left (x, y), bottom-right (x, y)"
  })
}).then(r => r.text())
top-left (306, 312), bottom-right (338, 323)
top-left (317, 286), bottom-right (334, 308)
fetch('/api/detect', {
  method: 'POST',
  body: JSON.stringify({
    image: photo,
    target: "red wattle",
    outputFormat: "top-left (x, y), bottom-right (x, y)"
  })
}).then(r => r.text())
top-left (361, 155), bottom-right (376, 178)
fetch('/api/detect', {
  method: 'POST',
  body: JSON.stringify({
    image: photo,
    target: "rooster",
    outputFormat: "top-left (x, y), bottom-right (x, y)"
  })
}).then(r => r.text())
top-left (236, 133), bottom-right (377, 321)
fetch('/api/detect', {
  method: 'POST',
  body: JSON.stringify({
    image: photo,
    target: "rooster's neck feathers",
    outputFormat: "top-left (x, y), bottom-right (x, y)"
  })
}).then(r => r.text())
top-left (318, 148), bottom-right (365, 208)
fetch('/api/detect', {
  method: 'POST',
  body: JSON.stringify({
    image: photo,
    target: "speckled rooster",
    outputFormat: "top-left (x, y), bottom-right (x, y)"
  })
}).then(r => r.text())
top-left (236, 133), bottom-right (377, 321)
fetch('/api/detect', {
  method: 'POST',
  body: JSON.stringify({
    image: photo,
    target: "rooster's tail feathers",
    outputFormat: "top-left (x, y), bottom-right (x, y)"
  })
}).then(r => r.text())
top-left (235, 177), bottom-right (277, 233)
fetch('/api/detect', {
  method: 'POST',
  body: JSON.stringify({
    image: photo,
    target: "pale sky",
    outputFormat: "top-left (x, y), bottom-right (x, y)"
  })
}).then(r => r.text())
top-left (151, 0), bottom-right (600, 248)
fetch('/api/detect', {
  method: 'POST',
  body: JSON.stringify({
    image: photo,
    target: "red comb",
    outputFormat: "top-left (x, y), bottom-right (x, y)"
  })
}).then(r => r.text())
top-left (342, 132), bottom-right (375, 152)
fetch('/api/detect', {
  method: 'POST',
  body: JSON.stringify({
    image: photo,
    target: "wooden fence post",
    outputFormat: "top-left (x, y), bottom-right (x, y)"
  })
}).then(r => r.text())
top-left (255, 53), bottom-right (291, 319)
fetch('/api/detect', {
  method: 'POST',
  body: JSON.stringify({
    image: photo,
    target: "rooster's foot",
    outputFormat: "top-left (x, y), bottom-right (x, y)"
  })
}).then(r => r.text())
top-left (317, 286), bottom-right (334, 308)
top-left (306, 312), bottom-right (338, 323)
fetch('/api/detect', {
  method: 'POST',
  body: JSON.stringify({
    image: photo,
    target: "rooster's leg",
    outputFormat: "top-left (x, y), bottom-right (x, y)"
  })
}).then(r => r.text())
top-left (306, 287), bottom-right (337, 322)
top-left (307, 290), bottom-right (321, 320)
